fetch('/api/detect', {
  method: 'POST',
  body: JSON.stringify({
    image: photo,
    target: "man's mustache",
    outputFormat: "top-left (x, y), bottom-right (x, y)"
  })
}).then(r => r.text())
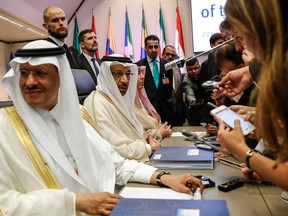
top-left (24, 86), bottom-right (43, 91)
top-left (119, 83), bottom-right (128, 87)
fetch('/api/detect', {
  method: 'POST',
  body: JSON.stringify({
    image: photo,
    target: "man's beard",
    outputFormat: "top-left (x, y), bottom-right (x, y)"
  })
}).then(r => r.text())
top-left (87, 44), bottom-right (98, 52)
top-left (49, 29), bottom-right (68, 39)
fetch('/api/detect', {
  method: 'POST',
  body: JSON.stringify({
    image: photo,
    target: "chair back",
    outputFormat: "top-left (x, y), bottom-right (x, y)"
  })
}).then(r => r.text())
top-left (71, 69), bottom-right (96, 104)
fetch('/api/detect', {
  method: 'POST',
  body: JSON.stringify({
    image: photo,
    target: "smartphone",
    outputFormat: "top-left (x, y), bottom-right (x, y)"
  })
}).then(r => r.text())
top-left (218, 158), bottom-right (241, 169)
top-left (210, 105), bottom-right (255, 135)
top-left (194, 175), bottom-right (215, 188)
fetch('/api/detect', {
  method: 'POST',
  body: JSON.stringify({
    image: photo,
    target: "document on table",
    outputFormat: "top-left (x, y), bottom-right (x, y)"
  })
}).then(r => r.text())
top-left (120, 187), bottom-right (201, 200)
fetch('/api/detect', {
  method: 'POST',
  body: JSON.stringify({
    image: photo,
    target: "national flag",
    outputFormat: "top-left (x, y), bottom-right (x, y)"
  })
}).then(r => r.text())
top-left (159, 5), bottom-right (166, 56)
top-left (124, 8), bottom-right (134, 61)
top-left (106, 8), bottom-right (117, 55)
top-left (175, 7), bottom-right (185, 58)
top-left (140, 6), bottom-right (148, 59)
top-left (92, 11), bottom-right (99, 58)
top-left (73, 16), bottom-right (80, 54)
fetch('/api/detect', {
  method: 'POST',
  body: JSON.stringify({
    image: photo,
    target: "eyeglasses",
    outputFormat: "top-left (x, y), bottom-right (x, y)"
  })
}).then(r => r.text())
top-left (19, 70), bottom-right (49, 80)
top-left (164, 52), bottom-right (176, 57)
top-left (147, 45), bottom-right (159, 49)
top-left (111, 70), bottom-right (134, 79)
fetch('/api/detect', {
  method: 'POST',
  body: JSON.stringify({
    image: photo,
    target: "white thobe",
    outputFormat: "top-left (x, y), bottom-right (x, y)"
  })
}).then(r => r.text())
top-left (0, 108), bottom-right (156, 216)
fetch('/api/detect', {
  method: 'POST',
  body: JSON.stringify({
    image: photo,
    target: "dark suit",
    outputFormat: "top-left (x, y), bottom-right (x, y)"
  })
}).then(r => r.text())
top-left (78, 54), bottom-right (101, 85)
top-left (45, 37), bottom-right (81, 69)
top-left (138, 57), bottom-right (176, 126)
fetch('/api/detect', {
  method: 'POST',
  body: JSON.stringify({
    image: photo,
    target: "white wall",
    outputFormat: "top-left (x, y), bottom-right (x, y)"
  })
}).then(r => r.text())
top-left (0, 42), bottom-right (9, 100)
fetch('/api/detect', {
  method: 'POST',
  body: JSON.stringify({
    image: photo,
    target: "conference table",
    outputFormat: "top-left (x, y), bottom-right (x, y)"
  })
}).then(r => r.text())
top-left (124, 127), bottom-right (288, 216)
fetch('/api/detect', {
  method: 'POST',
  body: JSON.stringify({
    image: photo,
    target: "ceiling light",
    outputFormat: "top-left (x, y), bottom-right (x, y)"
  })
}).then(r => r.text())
top-left (0, 15), bottom-right (24, 28)
top-left (26, 28), bottom-right (45, 36)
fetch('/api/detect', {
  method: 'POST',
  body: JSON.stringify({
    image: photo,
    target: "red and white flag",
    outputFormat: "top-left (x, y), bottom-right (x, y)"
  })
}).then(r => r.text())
top-left (175, 7), bottom-right (185, 58)
top-left (92, 11), bottom-right (99, 58)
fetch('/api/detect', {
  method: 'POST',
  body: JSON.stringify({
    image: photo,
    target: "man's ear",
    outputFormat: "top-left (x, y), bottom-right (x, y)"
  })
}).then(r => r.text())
top-left (80, 42), bottom-right (85, 49)
top-left (43, 23), bottom-right (48, 30)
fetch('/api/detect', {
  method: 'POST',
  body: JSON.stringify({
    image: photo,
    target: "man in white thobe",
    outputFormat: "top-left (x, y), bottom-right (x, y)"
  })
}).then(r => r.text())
top-left (0, 40), bottom-right (203, 215)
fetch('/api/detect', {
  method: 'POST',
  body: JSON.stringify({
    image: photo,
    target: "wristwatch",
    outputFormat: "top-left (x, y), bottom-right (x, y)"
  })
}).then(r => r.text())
top-left (156, 171), bottom-right (171, 186)
top-left (246, 149), bottom-right (256, 169)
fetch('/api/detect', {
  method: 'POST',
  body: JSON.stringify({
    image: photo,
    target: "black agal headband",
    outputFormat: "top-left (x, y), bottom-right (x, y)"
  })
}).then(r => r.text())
top-left (101, 56), bottom-right (132, 63)
top-left (15, 47), bottom-right (65, 57)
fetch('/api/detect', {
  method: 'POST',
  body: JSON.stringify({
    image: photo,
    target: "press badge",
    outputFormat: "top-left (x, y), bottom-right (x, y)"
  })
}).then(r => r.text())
top-left (162, 74), bottom-right (170, 84)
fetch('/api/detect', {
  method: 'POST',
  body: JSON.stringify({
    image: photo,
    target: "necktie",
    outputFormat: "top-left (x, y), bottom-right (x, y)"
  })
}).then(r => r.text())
top-left (152, 59), bottom-right (159, 88)
top-left (91, 58), bottom-right (100, 76)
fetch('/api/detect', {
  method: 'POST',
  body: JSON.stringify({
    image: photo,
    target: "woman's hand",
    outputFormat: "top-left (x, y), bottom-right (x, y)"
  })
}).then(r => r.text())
top-left (242, 47), bottom-right (255, 66)
top-left (230, 105), bottom-right (256, 124)
top-left (76, 192), bottom-right (121, 215)
top-left (216, 118), bottom-right (249, 160)
top-left (241, 164), bottom-right (270, 182)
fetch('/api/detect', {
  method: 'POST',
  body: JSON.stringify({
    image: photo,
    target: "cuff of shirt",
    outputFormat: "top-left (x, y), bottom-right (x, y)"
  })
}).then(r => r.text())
top-left (130, 163), bottom-right (158, 183)
top-left (145, 144), bottom-right (152, 156)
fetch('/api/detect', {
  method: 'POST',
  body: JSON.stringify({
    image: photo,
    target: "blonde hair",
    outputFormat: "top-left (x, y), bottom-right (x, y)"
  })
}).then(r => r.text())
top-left (225, 0), bottom-right (288, 163)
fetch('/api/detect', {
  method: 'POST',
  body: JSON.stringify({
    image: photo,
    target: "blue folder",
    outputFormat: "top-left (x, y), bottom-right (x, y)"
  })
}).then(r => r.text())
top-left (150, 146), bottom-right (214, 170)
top-left (111, 198), bottom-right (229, 216)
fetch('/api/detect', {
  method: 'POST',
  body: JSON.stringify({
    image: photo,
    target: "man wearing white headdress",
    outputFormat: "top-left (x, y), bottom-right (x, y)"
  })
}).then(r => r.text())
top-left (84, 55), bottom-right (161, 162)
top-left (0, 40), bottom-right (203, 215)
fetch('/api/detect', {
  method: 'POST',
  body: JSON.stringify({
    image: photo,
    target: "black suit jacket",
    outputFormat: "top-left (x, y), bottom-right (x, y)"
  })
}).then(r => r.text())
top-left (78, 54), bottom-right (101, 85)
top-left (138, 57), bottom-right (176, 126)
top-left (45, 37), bottom-right (81, 69)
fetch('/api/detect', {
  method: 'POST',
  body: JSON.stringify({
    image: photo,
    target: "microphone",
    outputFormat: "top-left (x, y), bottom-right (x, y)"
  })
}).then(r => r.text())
top-left (164, 38), bottom-right (234, 71)
top-left (164, 57), bottom-right (186, 71)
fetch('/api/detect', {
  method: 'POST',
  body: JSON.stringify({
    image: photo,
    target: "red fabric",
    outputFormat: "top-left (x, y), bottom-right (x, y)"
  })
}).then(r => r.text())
top-left (92, 14), bottom-right (99, 58)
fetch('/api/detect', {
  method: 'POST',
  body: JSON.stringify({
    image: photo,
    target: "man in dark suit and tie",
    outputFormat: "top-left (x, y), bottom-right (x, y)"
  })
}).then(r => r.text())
top-left (138, 35), bottom-right (176, 126)
top-left (42, 6), bottom-right (81, 69)
top-left (78, 29), bottom-right (101, 85)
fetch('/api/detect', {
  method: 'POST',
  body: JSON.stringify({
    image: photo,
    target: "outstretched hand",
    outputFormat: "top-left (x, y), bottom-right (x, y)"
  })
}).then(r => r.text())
top-left (160, 173), bottom-right (204, 195)
top-left (218, 66), bottom-right (253, 97)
